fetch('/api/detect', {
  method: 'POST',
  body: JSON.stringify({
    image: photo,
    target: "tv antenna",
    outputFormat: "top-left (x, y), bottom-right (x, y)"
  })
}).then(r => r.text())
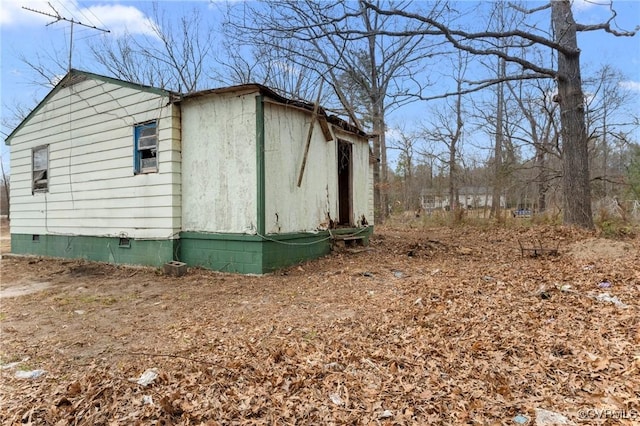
top-left (22, 2), bottom-right (110, 71)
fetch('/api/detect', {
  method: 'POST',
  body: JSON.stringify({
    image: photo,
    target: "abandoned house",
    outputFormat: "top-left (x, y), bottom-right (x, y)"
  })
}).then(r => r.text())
top-left (5, 69), bottom-right (374, 274)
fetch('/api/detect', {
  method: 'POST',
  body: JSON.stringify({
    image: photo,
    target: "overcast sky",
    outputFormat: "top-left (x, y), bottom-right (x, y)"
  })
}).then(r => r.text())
top-left (1, 0), bottom-right (639, 172)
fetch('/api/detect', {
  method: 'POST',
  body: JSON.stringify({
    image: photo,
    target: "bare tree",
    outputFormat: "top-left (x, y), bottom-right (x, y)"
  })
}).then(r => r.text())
top-left (419, 51), bottom-right (468, 217)
top-left (212, 38), bottom-right (325, 103)
top-left (388, 126), bottom-right (420, 210)
top-left (90, 5), bottom-right (215, 92)
top-left (506, 79), bottom-right (561, 213)
top-left (223, 0), bottom-right (444, 223)
top-left (583, 65), bottom-right (637, 198)
top-left (364, 0), bottom-right (638, 229)
top-left (17, 4), bottom-right (216, 94)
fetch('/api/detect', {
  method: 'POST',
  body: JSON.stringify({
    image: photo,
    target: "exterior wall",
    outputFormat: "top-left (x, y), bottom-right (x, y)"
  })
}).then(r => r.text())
top-left (263, 103), bottom-right (371, 233)
top-left (180, 92), bottom-right (257, 234)
top-left (9, 77), bottom-right (181, 249)
top-left (263, 102), bottom-right (338, 233)
top-left (368, 161), bottom-right (375, 224)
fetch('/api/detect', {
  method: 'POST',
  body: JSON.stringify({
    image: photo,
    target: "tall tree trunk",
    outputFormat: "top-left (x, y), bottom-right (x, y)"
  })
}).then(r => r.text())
top-left (364, 6), bottom-right (387, 223)
top-left (601, 100), bottom-right (609, 197)
top-left (535, 142), bottom-right (548, 212)
top-left (371, 97), bottom-right (385, 221)
top-left (380, 118), bottom-right (388, 218)
top-left (552, 0), bottom-right (594, 228)
top-left (449, 87), bottom-right (463, 214)
top-left (372, 133), bottom-right (382, 222)
top-left (491, 57), bottom-right (506, 220)
top-left (449, 139), bottom-right (456, 212)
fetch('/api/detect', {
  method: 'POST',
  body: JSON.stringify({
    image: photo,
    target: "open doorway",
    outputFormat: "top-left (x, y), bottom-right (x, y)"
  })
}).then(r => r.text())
top-left (337, 140), bottom-right (352, 226)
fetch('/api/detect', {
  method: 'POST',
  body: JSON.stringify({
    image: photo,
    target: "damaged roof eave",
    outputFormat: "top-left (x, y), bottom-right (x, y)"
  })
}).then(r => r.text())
top-left (181, 83), bottom-right (368, 138)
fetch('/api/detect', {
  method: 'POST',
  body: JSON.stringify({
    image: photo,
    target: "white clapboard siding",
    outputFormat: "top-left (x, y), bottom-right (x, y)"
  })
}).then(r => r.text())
top-left (19, 217), bottom-right (179, 234)
top-left (9, 73), bottom-right (181, 239)
top-left (368, 162), bottom-right (375, 224)
top-left (16, 90), bottom-right (166, 142)
top-left (181, 91), bottom-right (257, 234)
top-left (11, 194), bottom-right (180, 212)
top-left (13, 206), bottom-right (178, 219)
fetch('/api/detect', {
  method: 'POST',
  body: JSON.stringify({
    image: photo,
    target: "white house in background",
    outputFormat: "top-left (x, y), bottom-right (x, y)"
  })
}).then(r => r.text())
top-left (5, 69), bottom-right (373, 274)
top-left (420, 186), bottom-right (506, 211)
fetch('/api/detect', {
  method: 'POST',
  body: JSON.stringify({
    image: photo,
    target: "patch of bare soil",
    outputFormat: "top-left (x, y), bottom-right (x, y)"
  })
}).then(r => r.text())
top-left (568, 238), bottom-right (636, 261)
top-left (1, 225), bottom-right (639, 425)
top-left (0, 217), bottom-right (10, 255)
top-left (0, 280), bottom-right (51, 298)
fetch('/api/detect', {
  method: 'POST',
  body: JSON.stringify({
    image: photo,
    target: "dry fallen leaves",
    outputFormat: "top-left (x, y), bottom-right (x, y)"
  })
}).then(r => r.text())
top-left (1, 225), bottom-right (638, 425)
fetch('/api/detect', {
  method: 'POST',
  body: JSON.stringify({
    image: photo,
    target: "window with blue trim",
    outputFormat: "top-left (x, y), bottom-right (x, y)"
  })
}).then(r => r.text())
top-left (32, 145), bottom-right (49, 193)
top-left (134, 121), bottom-right (158, 174)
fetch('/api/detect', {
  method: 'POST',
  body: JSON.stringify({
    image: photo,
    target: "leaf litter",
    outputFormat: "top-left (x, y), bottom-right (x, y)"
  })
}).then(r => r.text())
top-left (0, 225), bottom-right (638, 425)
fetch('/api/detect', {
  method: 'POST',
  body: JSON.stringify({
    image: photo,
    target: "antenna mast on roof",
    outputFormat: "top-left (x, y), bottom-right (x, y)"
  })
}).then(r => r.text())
top-left (22, 2), bottom-right (110, 72)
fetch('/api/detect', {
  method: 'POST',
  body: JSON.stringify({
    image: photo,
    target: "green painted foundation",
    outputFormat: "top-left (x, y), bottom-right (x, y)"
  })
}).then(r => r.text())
top-left (180, 227), bottom-right (372, 274)
top-left (11, 233), bottom-right (176, 267)
top-left (10, 227), bottom-right (373, 274)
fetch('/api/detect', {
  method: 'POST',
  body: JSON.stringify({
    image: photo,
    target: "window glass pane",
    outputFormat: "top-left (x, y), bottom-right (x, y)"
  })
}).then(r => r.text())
top-left (141, 158), bottom-right (157, 170)
top-left (140, 126), bottom-right (156, 138)
top-left (138, 136), bottom-right (157, 149)
top-left (134, 122), bottom-right (158, 174)
top-left (33, 147), bottom-right (48, 170)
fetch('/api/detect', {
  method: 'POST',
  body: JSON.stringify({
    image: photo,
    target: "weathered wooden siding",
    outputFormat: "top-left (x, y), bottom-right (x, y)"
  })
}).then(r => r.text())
top-left (264, 103), bottom-right (371, 233)
top-left (263, 103), bottom-right (337, 233)
top-left (180, 92), bottom-right (257, 234)
top-left (9, 77), bottom-right (181, 239)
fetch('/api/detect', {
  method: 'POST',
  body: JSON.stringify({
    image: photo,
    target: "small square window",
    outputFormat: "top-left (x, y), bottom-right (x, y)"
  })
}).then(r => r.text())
top-left (134, 121), bottom-right (158, 174)
top-left (32, 234), bottom-right (40, 242)
top-left (119, 237), bottom-right (131, 248)
top-left (32, 145), bottom-right (49, 193)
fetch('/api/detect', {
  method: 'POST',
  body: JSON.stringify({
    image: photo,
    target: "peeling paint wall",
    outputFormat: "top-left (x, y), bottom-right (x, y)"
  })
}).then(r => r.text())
top-left (264, 103), bottom-right (337, 233)
top-left (181, 92), bottom-right (257, 234)
top-left (264, 102), bottom-right (370, 233)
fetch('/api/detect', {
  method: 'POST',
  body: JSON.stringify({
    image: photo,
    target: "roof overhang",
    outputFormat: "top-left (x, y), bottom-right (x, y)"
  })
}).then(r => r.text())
top-left (4, 69), bottom-right (175, 146)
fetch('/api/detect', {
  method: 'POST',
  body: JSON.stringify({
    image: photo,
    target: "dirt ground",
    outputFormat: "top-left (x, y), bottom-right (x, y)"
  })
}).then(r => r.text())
top-left (1, 220), bottom-right (639, 425)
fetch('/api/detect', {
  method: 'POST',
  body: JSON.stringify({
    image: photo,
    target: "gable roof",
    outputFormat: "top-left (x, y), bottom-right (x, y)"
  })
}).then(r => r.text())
top-left (5, 69), bottom-right (367, 145)
top-left (4, 69), bottom-right (175, 145)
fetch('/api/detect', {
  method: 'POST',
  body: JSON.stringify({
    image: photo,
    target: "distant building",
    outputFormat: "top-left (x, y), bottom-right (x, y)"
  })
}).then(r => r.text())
top-left (420, 186), bottom-right (506, 210)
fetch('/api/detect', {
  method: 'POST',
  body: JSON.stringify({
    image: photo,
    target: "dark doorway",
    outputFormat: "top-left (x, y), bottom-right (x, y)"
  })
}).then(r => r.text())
top-left (337, 140), bottom-right (352, 226)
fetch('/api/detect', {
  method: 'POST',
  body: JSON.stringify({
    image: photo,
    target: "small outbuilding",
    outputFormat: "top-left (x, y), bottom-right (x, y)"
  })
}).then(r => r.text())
top-left (5, 69), bottom-right (373, 273)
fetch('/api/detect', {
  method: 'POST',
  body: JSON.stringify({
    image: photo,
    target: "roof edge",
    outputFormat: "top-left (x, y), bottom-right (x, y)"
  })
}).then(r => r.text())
top-left (182, 83), bottom-right (367, 137)
top-left (5, 69), bottom-right (175, 145)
